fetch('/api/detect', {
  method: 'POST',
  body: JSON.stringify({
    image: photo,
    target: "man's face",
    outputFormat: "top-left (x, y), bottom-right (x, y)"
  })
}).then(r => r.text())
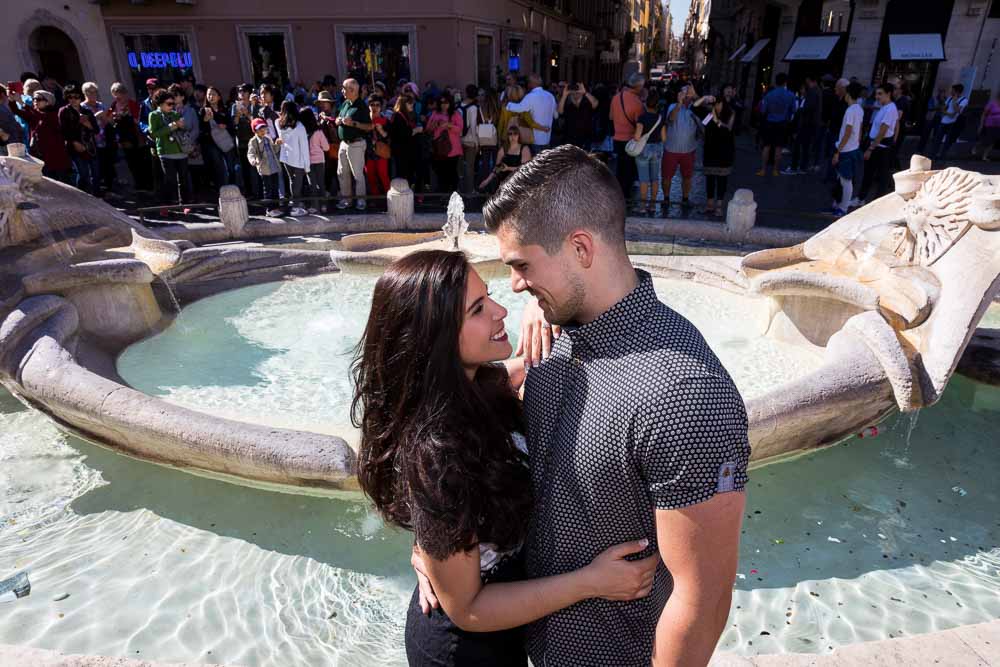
top-left (835, 82), bottom-right (846, 98)
top-left (876, 89), bottom-right (889, 105)
top-left (723, 86), bottom-right (734, 99)
top-left (497, 226), bottom-right (585, 326)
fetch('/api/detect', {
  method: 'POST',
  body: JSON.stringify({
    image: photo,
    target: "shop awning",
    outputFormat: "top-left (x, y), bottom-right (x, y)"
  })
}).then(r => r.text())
top-left (783, 35), bottom-right (840, 61)
top-left (889, 33), bottom-right (945, 61)
top-left (728, 44), bottom-right (747, 62)
top-left (740, 39), bottom-right (771, 63)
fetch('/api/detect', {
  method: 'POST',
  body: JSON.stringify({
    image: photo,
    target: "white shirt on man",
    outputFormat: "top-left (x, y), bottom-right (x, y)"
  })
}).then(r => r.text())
top-left (838, 102), bottom-right (863, 153)
top-left (940, 95), bottom-right (968, 125)
top-left (506, 86), bottom-right (557, 145)
top-left (869, 102), bottom-right (898, 146)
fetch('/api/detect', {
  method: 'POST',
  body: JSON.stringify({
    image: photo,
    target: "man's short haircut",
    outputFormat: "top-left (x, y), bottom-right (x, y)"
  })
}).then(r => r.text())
top-left (82, 81), bottom-right (99, 95)
top-left (775, 72), bottom-right (788, 87)
top-left (846, 82), bottom-right (864, 101)
top-left (483, 145), bottom-right (625, 254)
top-left (111, 82), bottom-right (128, 95)
top-left (836, 78), bottom-right (850, 89)
top-left (879, 81), bottom-right (895, 96)
top-left (953, 83), bottom-right (965, 94)
top-left (627, 72), bottom-right (645, 88)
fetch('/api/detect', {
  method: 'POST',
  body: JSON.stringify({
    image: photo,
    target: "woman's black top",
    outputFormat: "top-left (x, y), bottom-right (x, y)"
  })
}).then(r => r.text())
top-left (198, 105), bottom-right (233, 149)
top-left (388, 112), bottom-right (417, 157)
top-left (561, 97), bottom-right (595, 145)
top-left (636, 110), bottom-right (663, 144)
top-left (703, 117), bottom-right (735, 168)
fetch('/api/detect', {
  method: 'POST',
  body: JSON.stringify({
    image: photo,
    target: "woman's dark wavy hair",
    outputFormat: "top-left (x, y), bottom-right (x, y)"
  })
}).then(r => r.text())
top-left (351, 250), bottom-right (531, 560)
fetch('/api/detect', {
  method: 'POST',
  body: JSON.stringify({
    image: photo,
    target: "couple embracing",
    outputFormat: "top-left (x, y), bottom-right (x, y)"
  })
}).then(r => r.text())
top-left (351, 145), bottom-right (750, 667)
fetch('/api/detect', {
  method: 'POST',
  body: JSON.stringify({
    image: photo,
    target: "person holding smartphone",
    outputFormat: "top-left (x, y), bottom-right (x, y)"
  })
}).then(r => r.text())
top-left (558, 81), bottom-right (598, 150)
top-left (0, 84), bottom-right (25, 155)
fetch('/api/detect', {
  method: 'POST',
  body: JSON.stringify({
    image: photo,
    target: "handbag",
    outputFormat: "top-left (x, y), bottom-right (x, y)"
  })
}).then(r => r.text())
top-left (432, 117), bottom-right (453, 159)
top-left (476, 108), bottom-right (497, 147)
top-left (374, 137), bottom-right (391, 159)
top-left (210, 120), bottom-right (235, 153)
top-left (625, 114), bottom-right (661, 157)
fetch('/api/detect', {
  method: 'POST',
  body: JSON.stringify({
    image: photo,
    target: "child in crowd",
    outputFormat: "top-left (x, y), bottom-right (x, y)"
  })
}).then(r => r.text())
top-left (300, 108), bottom-right (329, 213)
top-left (366, 96), bottom-right (391, 198)
top-left (246, 118), bottom-right (283, 217)
top-left (275, 100), bottom-right (309, 217)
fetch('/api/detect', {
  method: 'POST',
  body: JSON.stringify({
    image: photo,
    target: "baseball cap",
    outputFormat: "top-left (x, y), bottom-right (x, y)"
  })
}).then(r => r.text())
top-left (145, 78), bottom-right (160, 88)
top-left (251, 118), bottom-right (267, 132)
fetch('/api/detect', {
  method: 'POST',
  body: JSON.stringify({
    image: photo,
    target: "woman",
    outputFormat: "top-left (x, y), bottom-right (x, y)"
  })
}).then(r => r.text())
top-left (147, 88), bottom-right (192, 207)
top-left (352, 251), bottom-right (655, 667)
top-left (477, 126), bottom-right (531, 193)
top-left (58, 84), bottom-right (99, 195)
top-left (975, 90), bottom-right (1000, 161)
top-left (497, 85), bottom-right (548, 147)
top-left (365, 96), bottom-right (391, 197)
top-left (388, 94), bottom-right (421, 186)
top-left (300, 108), bottom-right (329, 212)
top-left (426, 94), bottom-right (463, 194)
top-left (274, 100), bottom-right (309, 217)
top-left (703, 99), bottom-right (736, 217)
top-left (200, 86), bottom-right (237, 189)
top-left (558, 82), bottom-right (598, 149)
top-left (10, 89), bottom-right (72, 182)
top-left (632, 90), bottom-right (666, 214)
top-left (109, 82), bottom-right (150, 192)
top-left (81, 81), bottom-right (114, 194)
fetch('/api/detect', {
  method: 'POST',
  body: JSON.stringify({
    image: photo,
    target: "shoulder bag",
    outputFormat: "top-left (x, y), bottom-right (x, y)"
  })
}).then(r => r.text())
top-left (210, 118), bottom-right (235, 153)
top-left (477, 107), bottom-right (497, 147)
top-left (625, 113), bottom-right (661, 157)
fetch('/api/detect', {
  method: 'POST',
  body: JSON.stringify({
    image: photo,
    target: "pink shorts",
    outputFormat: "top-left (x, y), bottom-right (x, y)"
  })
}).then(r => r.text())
top-left (662, 151), bottom-right (695, 181)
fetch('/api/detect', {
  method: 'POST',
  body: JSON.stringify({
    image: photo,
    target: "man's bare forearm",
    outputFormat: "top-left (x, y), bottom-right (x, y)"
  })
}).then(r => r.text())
top-left (653, 589), bottom-right (731, 667)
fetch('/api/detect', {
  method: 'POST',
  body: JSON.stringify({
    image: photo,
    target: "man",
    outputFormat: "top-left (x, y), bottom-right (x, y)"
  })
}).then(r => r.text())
top-left (610, 72), bottom-right (645, 198)
top-left (827, 81), bottom-right (865, 217)
top-left (505, 72), bottom-right (557, 156)
top-left (315, 90), bottom-right (340, 205)
top-left (891, 82), bottom-right (911, 169)
top-left (757, 72), bottom-right (796, 176)
top-left (459, 84), bottom-right (480, 194)
top-left (257, 84), bottom-right (285, 200)
top-left (822, 78), bottom-right (850, 184)
top-left (857, 82), bottom-right (898, 205)
top-left (664, 84), bottom-right (712, 208)
top-left (417, 145), bottom-right (750, 666)
top-left (0, 84), bottom-right (25, 155)
top-left (933, 83), bottom-right (968, 160)
top-left (918, 87), bottom-right (946, 154)
top-left (722, 83), bottom-right (745, 135)
top-left (784, 75), bottom-right (822, 175)
top-left (335, 78), bottom-right (372, 211)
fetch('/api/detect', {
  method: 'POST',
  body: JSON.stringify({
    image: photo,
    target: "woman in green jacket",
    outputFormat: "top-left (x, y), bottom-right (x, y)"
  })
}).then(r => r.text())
top-left (148, 88), bottom-right (192, 206)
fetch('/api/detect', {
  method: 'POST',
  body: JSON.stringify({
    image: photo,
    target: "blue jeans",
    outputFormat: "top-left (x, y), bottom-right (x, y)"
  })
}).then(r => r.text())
top-left (635, 142), bottom-right (663, 183)
top-left (71, 154), bottom-right (98, 195)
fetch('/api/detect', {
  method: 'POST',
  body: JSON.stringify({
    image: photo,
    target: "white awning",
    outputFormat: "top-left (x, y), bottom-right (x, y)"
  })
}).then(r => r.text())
top-left (740, 39), bottom-right (771, 63)
top-left (783, 35), bottom-right (840, 61)
top-left (728, 44), bottom-right (747, 62)
top-left (889, 34), bottom-right (945, 61)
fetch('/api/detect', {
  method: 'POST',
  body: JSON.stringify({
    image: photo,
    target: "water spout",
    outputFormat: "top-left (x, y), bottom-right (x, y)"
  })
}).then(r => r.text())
top-left (443, 192), bottom-right (469, 251)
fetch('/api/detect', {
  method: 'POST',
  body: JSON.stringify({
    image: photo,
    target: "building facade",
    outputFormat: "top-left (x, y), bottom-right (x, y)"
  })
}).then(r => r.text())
top-left (7, 2), bottom-right (118, 91)
top-left (87, 0), bottom-right (660, 96)
top-left (701, 0), bottom-right (1000, 134)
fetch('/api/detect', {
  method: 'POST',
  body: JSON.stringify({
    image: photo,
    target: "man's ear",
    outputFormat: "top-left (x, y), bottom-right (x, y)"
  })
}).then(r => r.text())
top-left (568, 230), bottom-right (595, 269)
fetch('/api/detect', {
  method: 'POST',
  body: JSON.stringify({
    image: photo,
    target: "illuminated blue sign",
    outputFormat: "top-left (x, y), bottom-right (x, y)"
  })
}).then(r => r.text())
top-left (127, 51), bottom-right (193, 70)
top-left (508, 55), bottom-right (520, 71)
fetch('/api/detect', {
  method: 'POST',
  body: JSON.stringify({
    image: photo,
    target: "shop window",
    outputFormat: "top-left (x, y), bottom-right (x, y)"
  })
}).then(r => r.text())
top-left (477, 35), bottom-right (494, 88)
top-left (122, 33), bottom-right (194, 96)
top-left (549, 42), bottom-right (562, 83)
top-left (345, 33), bottom-right (411, 86)
top-left (246, 33), bottom-right (290, 88)
top-left (509, 39), bottom-right (523, 72)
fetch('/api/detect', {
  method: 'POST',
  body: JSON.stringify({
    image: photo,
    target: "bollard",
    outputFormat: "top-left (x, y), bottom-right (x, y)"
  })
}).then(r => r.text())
top-left (726, 188), bottom-right (757, 238)
top-left (387, 177), bottom-right (414, 229)
top-left (219, 184), bottom-right (249, 238)
top-left (2, 143), bottom-right (45, 186)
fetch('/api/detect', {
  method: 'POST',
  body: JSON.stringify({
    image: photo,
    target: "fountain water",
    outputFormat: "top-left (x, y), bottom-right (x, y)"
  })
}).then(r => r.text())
top-left (442, 192), bottom-right (469, 251)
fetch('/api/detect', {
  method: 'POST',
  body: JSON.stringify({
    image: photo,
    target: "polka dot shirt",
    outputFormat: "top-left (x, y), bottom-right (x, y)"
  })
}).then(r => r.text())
top-left (522, 269), bottom-right (750, 666)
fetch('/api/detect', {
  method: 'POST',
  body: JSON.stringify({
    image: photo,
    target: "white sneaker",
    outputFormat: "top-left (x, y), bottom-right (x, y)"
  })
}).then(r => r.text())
top-left (355, 200), bottom-right (367, 211)
top-left (336, 199), bottom-right (351, 210)
top-left (289, 207), bottom-right (308, 217)
top-left (848, 198), bottom-right (862, 209)
top-left (266, 208), bottom-right (283, 217)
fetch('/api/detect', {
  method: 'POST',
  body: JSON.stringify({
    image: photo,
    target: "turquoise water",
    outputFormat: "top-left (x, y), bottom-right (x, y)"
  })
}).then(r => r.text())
top-left (0, 280), bottom-right (998, 664)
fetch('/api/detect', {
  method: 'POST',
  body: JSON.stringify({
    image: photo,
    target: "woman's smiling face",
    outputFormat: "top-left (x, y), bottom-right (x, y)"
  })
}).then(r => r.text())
top-left (458, 270), bottom-right (512, 377)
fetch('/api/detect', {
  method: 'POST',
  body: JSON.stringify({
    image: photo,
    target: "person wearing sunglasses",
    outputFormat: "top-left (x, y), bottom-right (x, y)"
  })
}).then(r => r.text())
top-left (147, 89), bottom-right (192, 209)
top-left (57, 84), bottom-right (100, 196)
top-left (9, 88), bottom-right (72, 182)
top-left (476, 124), bottom-right (531, 193)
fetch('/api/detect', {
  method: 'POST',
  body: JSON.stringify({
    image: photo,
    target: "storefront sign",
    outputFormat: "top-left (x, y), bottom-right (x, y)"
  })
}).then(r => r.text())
top-left (127, 51), bottom-right (193, 70)
top-left (784, 35), bottom-right (840, 61)
top-left (888, 34), bottom-right (945, 61)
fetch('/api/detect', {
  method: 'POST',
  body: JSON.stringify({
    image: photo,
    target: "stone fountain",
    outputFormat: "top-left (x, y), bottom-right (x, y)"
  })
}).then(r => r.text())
top-left (1, 150), bottom-right (998, 492)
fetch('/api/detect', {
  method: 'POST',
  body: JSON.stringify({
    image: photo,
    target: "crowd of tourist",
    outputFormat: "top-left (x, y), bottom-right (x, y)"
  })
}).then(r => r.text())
top-left (0, 66), bottom-right (986, 220)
